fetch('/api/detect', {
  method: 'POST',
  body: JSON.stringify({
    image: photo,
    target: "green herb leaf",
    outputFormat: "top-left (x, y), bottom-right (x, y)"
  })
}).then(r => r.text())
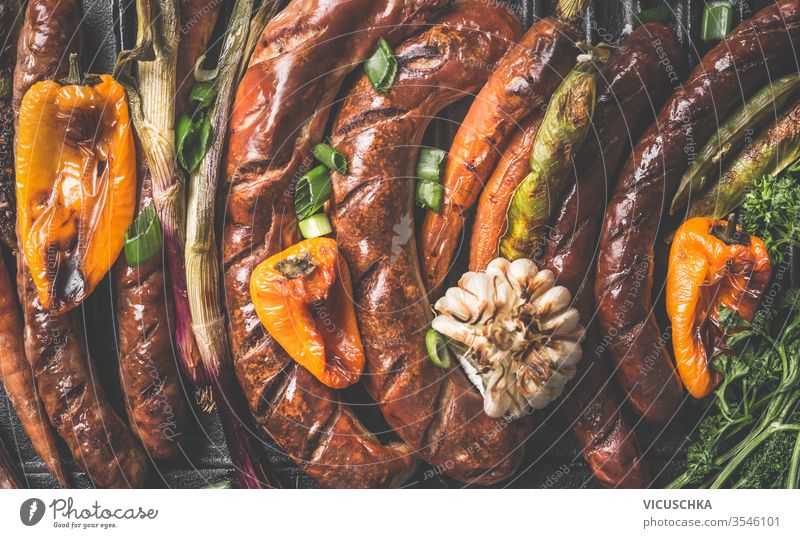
top-left (124, 204), bottom-right (164, 267)
top-left (365, 37), bottom-right (397, 93)
top-left (188, 80), bottom-right (218, 113)
top-left (176, 113), bottom-right (213, 174)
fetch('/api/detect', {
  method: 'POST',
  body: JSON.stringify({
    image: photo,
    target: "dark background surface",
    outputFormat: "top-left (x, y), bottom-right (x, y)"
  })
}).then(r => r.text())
top-left (0, 0), bottom-right (791, 489)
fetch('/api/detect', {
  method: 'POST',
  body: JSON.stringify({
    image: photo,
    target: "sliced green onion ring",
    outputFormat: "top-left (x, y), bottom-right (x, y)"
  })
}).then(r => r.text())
top-left (634, 5), bottom-right (674, 26)
top-left (298, 213), bottom-right (333, 239)
top-left (416, 148), bottom-right (447, 183)
top-left (416, 180), bottom-right (443, 213)
top-left (313, 143), bottom-right (348, 174)
top-left (426, 329), bottom-right (452, 369)
top-left (295, 165), bottom-right (332, 221)
top-left (124, 204), bottom-right (164, 267)
top-left (702, 1), bottom-right (733, 42)
top-left (365, 37), bottom-right (397, 93)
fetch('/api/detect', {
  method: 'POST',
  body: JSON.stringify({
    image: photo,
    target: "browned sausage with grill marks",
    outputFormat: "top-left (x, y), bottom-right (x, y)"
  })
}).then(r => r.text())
top-left (595, 0), bottom-right (800, 423)
top-left (115, 143), bottom-right (190, 460)
top-left (541, 23), bottom-right (685, 487)
top-left (223, 0), bottom-right (452, 488)
top-left (330, 0), bottom-right (528, 485)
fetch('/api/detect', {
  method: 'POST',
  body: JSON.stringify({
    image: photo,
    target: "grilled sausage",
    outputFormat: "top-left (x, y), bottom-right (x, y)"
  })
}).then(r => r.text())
top-left (176, 0), bottom-right (222, 117)
top-left (595, 0), bottom-right (800, 423)
top-left (13, 0), bottom-right (147, 488)
top-left (0, 256), bottom-right (68, 486)
top-left (0, 0), bottom-right (18, 249)
top-left (330, 1), bottom-right (528, 485)
top-left (223, 0), bottom-right (451, 488)
top-left (541, 24), bottom-right (685, 487)
top-left (115, 143), bottom-right (190, 460)
top-left (0, 436), bottom-right (22, 488)
top-left (12, 0), bottom-right (81, 120)
top-left (420, 14), bottom-right (579, 293)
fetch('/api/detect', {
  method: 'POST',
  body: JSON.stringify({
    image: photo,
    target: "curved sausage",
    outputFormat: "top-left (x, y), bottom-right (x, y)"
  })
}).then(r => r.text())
top-left (419, 15), bottom-right (578, 293)
top-left (541, 24), bottom-right (686, 487)
top-left (223, 0), bottom-right (450, 488)
top-left (0, 256), bottom-right (68, 486)
top-left (115, 144), bottom-right (190, 459)
top-left (595, 0), bottom-right (800, 423)
top-left (330, 1), bottom-right (528, 485)
top-left (12, 0), bottom-right (81, 119)
top-left (176, 0), bottom-right (222, 117)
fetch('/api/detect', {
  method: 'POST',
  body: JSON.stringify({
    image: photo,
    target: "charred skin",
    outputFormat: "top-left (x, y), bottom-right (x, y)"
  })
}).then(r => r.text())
top-left (176, 0), bottom-right (222, 117)
top-left (13, 0), bottom-right (147, 488)
top-left (541, 24), bottom-right (685, 488)
top-left (330, 1), bottom-right (528, 484)
top-left (115, 144), bottom-right (190, 460)
top-left (595, 0), bottom-right (800, 423)
top-left (419, 16), bottom-right (578, 294)
top-left (0, 256), bottom-right (68, 486)
top-left (223, 0), bottom-right (452, 488)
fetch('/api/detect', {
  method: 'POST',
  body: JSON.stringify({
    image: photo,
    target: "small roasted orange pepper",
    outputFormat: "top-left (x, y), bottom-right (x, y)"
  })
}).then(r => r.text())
top-left (16, 54), bottom-right (136, 313)
top-left (250, 237), bottom-right (365, 389)
top-left (667, 217), bottom-right (771, 398)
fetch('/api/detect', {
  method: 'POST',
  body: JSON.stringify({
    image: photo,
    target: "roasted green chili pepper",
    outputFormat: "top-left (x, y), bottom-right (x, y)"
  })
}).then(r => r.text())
top-left (499, 58), bottom-right (598, 261)
top-left (688, 101), bottom-right (800, 220)
top-left (672, 74), bottom-right (800, 214)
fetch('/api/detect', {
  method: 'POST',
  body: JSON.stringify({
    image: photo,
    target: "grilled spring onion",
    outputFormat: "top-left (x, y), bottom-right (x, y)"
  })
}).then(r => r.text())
top-left (176, 110), bottom-right (212, 174)
top-left (365, 37), bottom-right (397, 93)
top-left (295, 165), bottom-right (332, 221)
top-left (701, 1), bottom-right (733, 42)
top-left (185, 0), bottom-right (282, 489)
top-left (115, 0), bottom-right (206, 394)
top-left (634, 4), bottom-right (674, 26)
top-left (416, 180), bottom-right (443, 213)
top-left (415, 148), bottom-right (446, 212)
top-left (298, 213), bottom-right (333, 239)
top-left (123, 204), bottom-right (163, 267)
top-left (425, 328), bottom-right (453, 369)
top-left (672, 74), bottom-right (800, 214)
top-left (312, 143), bottom-right (347, 174)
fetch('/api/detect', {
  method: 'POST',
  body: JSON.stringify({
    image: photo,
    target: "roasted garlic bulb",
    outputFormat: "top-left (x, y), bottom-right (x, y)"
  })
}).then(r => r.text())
top-left (431, 257), bottom-right (584, 419)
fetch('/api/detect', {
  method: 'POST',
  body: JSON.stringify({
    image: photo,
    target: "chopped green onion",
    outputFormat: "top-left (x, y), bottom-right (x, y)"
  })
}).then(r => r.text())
top-left (416, 148), bottom-right (447, 183)
top-left (425, 329), bottom-right (452, 369)
top-left (298, 213), bottom-right (332, 239)
top-left (364, 37), bottom-right (397, 93)
top-left (124, 204), bottom-right (164, 267)
top-left (634, 4), bottom-right (674, 27)
top-left (295, 165), bottom-right (332, 220)
top-left (701, 1), bottom-right (733, 42)
top-left (188, 80), bottom-right (218, 113)
top-left (176, 113), bottom-right (213, 174)
top-left (416, 180), bottom-right (443, 213)
top-left (312, 143), bottom-right (348, 174)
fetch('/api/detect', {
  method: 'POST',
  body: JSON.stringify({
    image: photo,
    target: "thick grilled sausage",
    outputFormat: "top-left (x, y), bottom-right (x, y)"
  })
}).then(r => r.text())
top-left (420, 15), bottom-right (578, 293)
top-left (12, 0), bottom-right (81, 119)
top-left (0, 0), bottom-right (18, 249)
top-left (330, 1), bottom-right (528, 485)
top-left (595, 0), bottom-right (800, 423)
top-left (0, 436), bottom-right (22, 488)
top-left (0, 256), bottom-right (68, 486)
top-left (115, 144), bottom-right (190, 460)
top-left (223, 0), bottom-right (451, 488)
top-left (541, 24), bottom-right (685, 488)
top-left (176, 0), bottom-right (222, 117)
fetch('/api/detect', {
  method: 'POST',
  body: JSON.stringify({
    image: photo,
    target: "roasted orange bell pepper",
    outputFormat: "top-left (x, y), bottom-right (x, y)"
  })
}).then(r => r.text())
top-left (250, 237), bottom-right (365, 389)
top-left (16, 54), bottom-right (136, 313)
top-left (666, 217), bottom-right (772, 398)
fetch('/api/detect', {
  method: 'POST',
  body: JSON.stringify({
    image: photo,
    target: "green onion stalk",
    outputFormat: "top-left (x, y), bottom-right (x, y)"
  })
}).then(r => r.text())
top-left (115, 0), bottom-right (207, 402)
top-left (185, 0), bottom-right (282, 488)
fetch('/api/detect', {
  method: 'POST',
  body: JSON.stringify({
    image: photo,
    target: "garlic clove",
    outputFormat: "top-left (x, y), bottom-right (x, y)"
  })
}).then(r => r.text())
top-left (540, 308), bottom-right (581, 335)
top-left (436, 286), bottom-right (480, 322)
top-left (547, 339), bottom-right (583, 369)
top-left (526, 269), bottom-right (555, 302)
top-left (531, 286), bottom-right (571, 317)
